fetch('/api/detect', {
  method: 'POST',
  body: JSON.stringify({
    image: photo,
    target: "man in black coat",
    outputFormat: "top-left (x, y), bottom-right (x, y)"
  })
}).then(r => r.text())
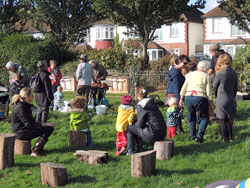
top-left (35, 60), bottom-right (53, 123)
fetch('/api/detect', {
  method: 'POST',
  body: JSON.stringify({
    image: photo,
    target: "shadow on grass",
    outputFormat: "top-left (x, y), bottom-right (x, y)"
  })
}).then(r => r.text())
top-left (69, 175), bottom-right (97, 184)
top-left (157, 168), bottom-right (203, 176)
top-left (15, 162), bottom-right (38, 168)
top-left (235, 107), bottom-right (250, 121)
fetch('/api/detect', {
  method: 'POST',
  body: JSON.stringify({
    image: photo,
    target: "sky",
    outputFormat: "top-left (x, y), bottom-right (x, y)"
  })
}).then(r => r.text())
top-left (189, 0), bottom-right (220, 13)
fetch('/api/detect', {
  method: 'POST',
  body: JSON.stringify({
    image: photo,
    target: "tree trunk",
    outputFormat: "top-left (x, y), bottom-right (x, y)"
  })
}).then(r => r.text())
top-left (141, 41), bottom-right (149, 65)
top-left (14, 139), bottom-right (31, 155)
top-left (68, 130), bottom-right (86, 148)
top-left (154, 140), bottom-right (174, 160)
top-left (40, 162), bottom-right (68, 187)
top-left (0, 133), bottom-right (16, 170)
top-left (131, 150), bottom-right (156, 178)
top-left (73, 150), bottom-right (108, 165)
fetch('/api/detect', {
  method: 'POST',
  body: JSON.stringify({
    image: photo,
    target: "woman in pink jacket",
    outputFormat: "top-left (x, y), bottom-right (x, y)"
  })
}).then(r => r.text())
top-left (48, 59), bottom-right (62, 94)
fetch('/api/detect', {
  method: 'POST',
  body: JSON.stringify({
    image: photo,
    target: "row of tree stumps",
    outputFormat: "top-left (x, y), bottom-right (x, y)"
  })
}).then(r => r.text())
top-left (0, 131), bottom-right (175, 187)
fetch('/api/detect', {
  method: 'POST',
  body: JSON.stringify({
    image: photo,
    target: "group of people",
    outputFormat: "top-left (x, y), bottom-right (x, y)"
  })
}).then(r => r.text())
top-left (6, 60), bottom-right (62, 157)
top-left (166, 43), bottom-right (238, 143)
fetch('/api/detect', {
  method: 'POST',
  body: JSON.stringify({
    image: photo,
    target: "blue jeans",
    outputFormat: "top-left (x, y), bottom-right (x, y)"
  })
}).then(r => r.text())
top-left (185, 96), bottom-right (209, 139)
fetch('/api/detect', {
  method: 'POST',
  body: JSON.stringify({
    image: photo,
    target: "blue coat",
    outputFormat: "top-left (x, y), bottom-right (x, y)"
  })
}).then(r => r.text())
top-left (166, 66), bottom-right (185, 102)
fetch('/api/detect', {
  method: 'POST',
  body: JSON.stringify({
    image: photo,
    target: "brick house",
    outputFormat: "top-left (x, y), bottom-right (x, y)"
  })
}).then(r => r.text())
top-left (202, 6), bottom-right (250, 57)
top-left (87, 9), bottom-right (204, 61)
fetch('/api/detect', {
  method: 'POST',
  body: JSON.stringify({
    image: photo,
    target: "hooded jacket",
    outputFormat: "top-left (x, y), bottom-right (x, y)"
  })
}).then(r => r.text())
top-left (135, 98), bottom-right (166, 143)
top-left (116, 104), bottom-right (135, 132)
top-left (70, 111), bottom-right (91, 131)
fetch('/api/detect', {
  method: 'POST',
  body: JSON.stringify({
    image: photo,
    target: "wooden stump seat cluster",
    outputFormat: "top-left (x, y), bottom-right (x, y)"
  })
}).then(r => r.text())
top-left (0, 133), bottom-right (16, 170)
top-left (68, 130), bottom-right (86, 148)
top-left (40, 162), bottom-right (68, 187)
top-left (73, 150), bottom-right (108, 165)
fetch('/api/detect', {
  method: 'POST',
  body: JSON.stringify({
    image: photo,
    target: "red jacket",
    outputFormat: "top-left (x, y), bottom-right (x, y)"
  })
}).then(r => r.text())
top-left (47, 67), bottom-right (62, 86)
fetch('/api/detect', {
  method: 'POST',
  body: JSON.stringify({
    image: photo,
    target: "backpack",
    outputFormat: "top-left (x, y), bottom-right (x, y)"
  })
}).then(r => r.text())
top-left (29, 73), bottom-right (41, 93)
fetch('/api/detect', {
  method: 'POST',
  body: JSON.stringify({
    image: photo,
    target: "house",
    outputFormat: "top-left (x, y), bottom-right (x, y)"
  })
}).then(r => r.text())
top-left (15, 20), bottom-right (50, 39)
top-left (202, 6), bottom-right (250, 57)
top-left (87, 8), bottom-right (204, 61)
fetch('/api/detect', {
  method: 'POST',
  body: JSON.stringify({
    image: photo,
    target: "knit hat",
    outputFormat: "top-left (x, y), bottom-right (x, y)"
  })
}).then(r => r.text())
top-left (6, 61), bottom-right (15, 68)
top-left (209, 43), bottom-right (220, 52)
top-left (121, 95), bottom-right (132, 105)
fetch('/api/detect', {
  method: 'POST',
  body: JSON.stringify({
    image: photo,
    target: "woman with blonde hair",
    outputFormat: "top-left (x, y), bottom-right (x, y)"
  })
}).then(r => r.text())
top-left (213, 54), bottom-right (238, 142)
top-left (11, 88), bottom-right (55, 157)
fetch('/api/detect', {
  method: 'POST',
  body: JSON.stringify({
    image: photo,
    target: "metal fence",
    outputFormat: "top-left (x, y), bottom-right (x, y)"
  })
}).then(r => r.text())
top-left (108, 70), bottom-right (168, 90)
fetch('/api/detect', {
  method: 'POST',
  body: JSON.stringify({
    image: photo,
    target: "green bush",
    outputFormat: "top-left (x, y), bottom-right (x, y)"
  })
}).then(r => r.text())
top-left (0, 33), bottom-right (76, 85)
top-left (232, 43), bottom-right (250, 92)
top-left (149, 55), bottom-right (173, 71)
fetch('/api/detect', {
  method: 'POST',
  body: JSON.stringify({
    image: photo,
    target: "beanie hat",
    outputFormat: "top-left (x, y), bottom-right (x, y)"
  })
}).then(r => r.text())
top-left (209, 43), bottom-right (220, 52)
top-left (121, 95), bottom-right (132, 105)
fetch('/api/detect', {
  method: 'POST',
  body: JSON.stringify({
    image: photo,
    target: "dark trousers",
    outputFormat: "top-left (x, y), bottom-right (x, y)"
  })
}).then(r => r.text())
top-left (93, 89), bottom-right (104, 105)
top-left (219, 117), bottom-right (233, 142)
top-left (36, 105), bottom-right (49, 123)
top-left (76, 85), bottom-right (91, 102)
top-left (15, 126), bottom-right (54, 141)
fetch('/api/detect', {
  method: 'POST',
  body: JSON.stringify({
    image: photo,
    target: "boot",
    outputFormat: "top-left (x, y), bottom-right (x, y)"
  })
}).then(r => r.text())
top-left (31, 137), bottom-right (48, 157)
top-left (135, 136), bottom-right (143, 153)
top-left (126, 132), bottom-right (135, 155)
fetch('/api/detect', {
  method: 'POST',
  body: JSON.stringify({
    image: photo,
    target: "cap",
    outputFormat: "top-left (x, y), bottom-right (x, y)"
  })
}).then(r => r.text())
top-left (80, 54), bottom-right (88, 61)
top-left (209, 43), bottom-right (220, 52)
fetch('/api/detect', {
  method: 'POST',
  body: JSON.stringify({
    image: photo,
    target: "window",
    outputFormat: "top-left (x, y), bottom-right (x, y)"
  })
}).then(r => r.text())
top-left (213, 18), bottom-right (223, 33)
top-left (152, 51), bottom-right (157, 60)
top-left (96, 26), bottom-right (114, 39)
top-left (126, 28), bottom-right (139, 38)
top-left (158, 51), bottom-right (163, 58)
top-left (170, 24), bottom-right (179, 37)
top-left (171, 48), bottom-right (180, 55)
top-left (148, 49), bottom-right (164, 61)
top-left (153, 29), bottom-right (163, 41)
top-left (225, 46), bottom-right (234, 56)
top-left (232, 25), bottom-right (246, 36)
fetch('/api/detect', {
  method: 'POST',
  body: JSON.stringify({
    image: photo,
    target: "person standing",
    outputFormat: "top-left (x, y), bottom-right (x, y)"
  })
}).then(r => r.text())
top-left (213, 54), bottom-right (238, 142)
top-left (6, 61), bottom-right (29, 92)
top-left (76, 54), bottom-right (94, 102)
top-left (48, 59), bottom-right (62, 94)
top-left (207, 42), bottom-right (231, 81)
top-left (90, 60), bottom-right (108, 105)
top-left (179, 60), bottom-right (213, 143)
top-left (35, 60), bottom-right (53, 123)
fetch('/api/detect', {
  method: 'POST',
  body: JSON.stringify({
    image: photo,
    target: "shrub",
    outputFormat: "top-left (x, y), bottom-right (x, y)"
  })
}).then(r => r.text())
top-left (232, 43), bottom-right (250, 92)
top-left (149, 55), bottom-right (173, 71)
top-left (0, 33), bottom-right (76, 85)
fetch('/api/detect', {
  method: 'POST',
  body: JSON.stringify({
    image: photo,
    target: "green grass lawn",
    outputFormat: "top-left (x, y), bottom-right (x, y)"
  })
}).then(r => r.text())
top-left (0, 91), bottom-right (250, 188)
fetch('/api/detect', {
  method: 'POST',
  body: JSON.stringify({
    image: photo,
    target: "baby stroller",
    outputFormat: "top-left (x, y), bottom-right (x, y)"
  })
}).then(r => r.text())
top-left (0, 86), bottom-right (10, 121)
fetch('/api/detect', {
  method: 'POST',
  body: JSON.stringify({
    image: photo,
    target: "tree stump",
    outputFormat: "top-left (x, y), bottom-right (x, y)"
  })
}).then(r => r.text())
top-left (68, 130), bottom-right (86, 148)
top-left (154, 140), bottom-right (174, 160)
top-left (14, 139), bottom-right (31, 155)
top-left (131, 150), bottom-right (156, 178)
top-left (40, 162), bottom-right (68, 187)
top-left (0, 133), bottom-right (16, 170)
top-left (73, 150), bottom-right (108, 165)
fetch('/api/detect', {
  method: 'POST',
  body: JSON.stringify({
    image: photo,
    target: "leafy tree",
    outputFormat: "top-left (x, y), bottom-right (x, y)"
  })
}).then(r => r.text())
top-left (93, 0), bottom-right (205, 64)
top-left (218, 0), bottom-right (250, 33)
top-left (30, 0), bottom-right (102, 47)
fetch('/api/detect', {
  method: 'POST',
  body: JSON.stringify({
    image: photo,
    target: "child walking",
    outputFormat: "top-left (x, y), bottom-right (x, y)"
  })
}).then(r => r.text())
top-left (53, 86), bottom-right (64, 111)
top-left (115, 95), bottom-right (135, 156)
top-left (166, 97), bottom-right (182, 138)
top-left (69, 96), bottom-right (92, 146)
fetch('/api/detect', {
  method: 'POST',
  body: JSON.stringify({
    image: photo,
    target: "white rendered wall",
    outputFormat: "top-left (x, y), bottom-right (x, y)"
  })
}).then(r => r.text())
top-left (160, 23), bottom-right (186, 43)
top-left (188, 22), bottom-right (203, 56)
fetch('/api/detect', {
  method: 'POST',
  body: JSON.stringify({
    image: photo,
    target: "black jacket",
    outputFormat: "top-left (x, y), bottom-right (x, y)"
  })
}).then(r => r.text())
top-left (11, 101), bottom-right (41, 133)
top-left (35, 69), bottom-right (53, 106)
top-left (135, 98), bottom-right (166, 142)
